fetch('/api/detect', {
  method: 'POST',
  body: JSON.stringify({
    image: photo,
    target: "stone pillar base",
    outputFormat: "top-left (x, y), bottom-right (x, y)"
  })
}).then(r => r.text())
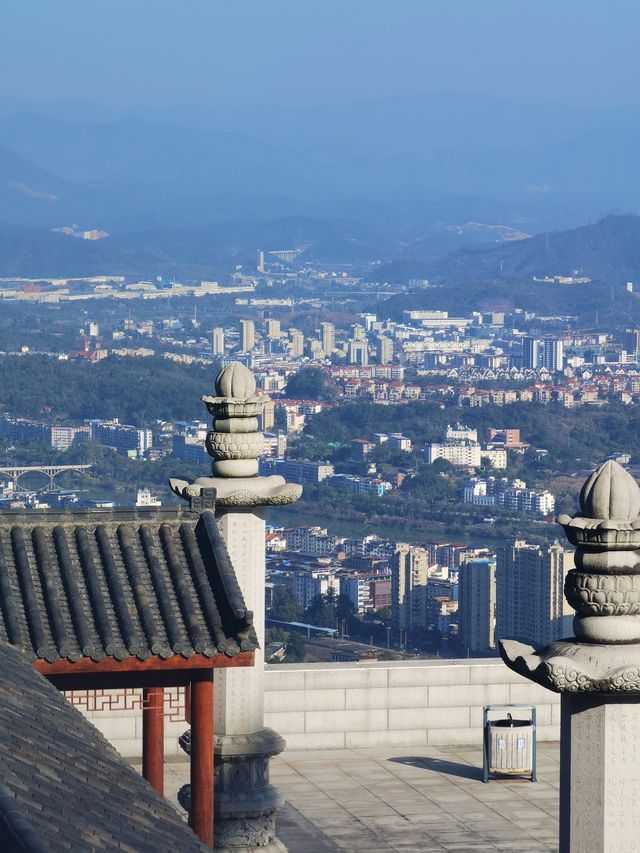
top-left (180, 727), bottom-right (286, 851)
top-left (215, 840), bottom-right (287, 853)
top-left (560, 693), bottom-right (640, 853)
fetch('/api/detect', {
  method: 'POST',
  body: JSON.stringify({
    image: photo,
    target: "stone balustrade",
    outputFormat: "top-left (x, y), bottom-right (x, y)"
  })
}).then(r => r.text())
top-left (264, 659), bottom-right (560, 750)
top-left (73, 658), bottom-right (560, 757)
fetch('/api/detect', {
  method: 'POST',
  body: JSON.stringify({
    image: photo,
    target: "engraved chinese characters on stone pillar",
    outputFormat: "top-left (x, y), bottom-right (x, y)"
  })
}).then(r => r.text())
top-left (214, 510), bottom-right (266, 735)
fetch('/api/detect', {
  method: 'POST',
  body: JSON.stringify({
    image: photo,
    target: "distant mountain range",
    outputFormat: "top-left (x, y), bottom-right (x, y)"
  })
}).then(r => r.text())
top-left (2, 93), bottom-right (640, 277)
top-left (3, 213), bottom-right (640, 285)
top-left (428, 214), bottom-right (640, 283)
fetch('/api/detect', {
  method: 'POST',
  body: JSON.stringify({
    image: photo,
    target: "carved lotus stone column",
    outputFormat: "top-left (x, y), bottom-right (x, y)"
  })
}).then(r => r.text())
top-left (501, 460), bottom-right (640, 853)
top-left (171, 363), bottom-right (302, 852)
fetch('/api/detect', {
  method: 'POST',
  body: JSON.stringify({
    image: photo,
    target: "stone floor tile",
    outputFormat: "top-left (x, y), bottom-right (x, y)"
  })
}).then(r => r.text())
top-left (164, 741), bottom-right (560, 853)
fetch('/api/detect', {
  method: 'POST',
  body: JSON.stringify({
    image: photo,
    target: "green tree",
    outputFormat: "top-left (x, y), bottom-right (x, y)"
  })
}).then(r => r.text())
top-left (284, 368), bottom-right (337, 402)
top-left (270, 586), bottom-right (302, 622)
top-left (284, 632), bottom-right (306, 662)
top-left (304, 592), bottom-right (337, 628)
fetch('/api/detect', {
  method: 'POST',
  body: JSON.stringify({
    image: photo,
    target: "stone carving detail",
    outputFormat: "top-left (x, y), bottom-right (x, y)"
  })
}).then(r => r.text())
top-left (200, 362), bottom-right (265, 478)
top-left (501, 638), bottom-right (640, 693)
top-left (169, 361), bottom-right (303, 506)
top-left (501, 459), bottom-right (640, 693)
top-left (206, 431), bottom-right (265, 460)
top-left (178, 785), bottom-right (277, 851)
top-left (565, 571), bottom-right (640, 616)
top-left (580, 459), bottom-right (640, 521)
top-left (179, 727), bottom-right (286, 846)
top-left (214, 813), bottom-right (277, 848)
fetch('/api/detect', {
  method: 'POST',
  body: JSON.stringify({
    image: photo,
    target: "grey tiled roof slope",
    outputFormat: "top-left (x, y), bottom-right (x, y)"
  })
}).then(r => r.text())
top-left (0, 507), bottom-right (256, 663)
top-left (0, 642), bottom-right (209, 852)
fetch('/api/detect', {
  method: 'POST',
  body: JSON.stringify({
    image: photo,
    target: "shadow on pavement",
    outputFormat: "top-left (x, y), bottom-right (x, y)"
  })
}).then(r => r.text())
top-left (277, 802), bottom-right (341, 852)
top-left (388, 756), bottom-right (483, 781)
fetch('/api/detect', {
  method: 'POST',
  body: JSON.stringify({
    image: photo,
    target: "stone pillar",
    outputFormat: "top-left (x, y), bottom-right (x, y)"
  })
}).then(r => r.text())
top-left (501, 460), bottom-right (640, 853)
top-left (170, 363), bottom-right (302, 852)
top-left (560, 694), bottom-right (640, 853)
top-left (213, 508), bottom-right (285, 852)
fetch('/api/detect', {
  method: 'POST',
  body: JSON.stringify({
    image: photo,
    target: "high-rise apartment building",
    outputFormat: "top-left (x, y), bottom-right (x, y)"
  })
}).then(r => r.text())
top-left (307, 339), bottom-right (324, 360)
top-left (391, 544), bottom-right (429, 633)
top-left (289, 329), bottom-right (304, 358)
top-left (212, 327), bottom-right (225, 357)
top-left (458, 558), bottom-right (496, 656)
top-left (89, 421), bottom-right (152, 458)
top-left (542, 338), bottom-right (564, 372)
top-left (624, 329), bottom-right (640, 358)
top-left (522, 336), bottom-right (564, 371)
top-left (265, 319), bottom-right (281, 340)
top-left (495, 540), bottom-right (574, 648)
top-left (376, 336), bottom-right (394, 365)
top-left (522, 336), bottom-right (540, 369)
top-left (240, 319), bottom-right (255, 354)
top-left (348, 339), bottom-right (369, 366)
top-left (320, 322), bottom-right (336, 356)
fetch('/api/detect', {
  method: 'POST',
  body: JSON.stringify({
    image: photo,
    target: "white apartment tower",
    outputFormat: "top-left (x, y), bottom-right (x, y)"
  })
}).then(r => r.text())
top-left (265, 319), bottom-right (281, 340)
top-left (212, 327), bottom-right (225, 357)
top-left (240, 319), bottom-right (255, 354)
top-left (320, 322), bottom-right (336, 356)
top-left (348, 339), bottom-right (369, 366)
top-left (542, 338), bottom-right (564, 372)
top-left (289, 329), bottom-right (305, 358)
top-left (376, 336), bottom-right (394, 365)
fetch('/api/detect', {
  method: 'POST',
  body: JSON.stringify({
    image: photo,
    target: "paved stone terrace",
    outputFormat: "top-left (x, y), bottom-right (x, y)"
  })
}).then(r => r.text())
top-left (164, 741), bottom-right (560, 852)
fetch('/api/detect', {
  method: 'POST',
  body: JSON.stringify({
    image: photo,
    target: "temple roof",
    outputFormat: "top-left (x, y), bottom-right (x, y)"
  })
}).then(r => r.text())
top-left (0, 642), bottom-right (208, 852)
top-left (0, 507), bottom-right (256, 663)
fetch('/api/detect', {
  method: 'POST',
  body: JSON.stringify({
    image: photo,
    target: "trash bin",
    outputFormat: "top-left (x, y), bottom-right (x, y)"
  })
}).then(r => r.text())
top-left (482, 705), bottom-right (537, 782)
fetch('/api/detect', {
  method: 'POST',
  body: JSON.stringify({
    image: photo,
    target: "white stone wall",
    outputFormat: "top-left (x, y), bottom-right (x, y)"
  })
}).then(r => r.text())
top-left (264, 659), bottom-right (560, 750)
top-left (70, 659), bottom-right (559, 757)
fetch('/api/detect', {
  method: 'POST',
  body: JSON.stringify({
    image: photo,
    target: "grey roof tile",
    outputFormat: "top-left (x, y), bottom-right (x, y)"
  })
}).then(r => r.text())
top-left (0, 507), bottom-right (256, 663)
top-left (0, 642), bottom-right (209, 851)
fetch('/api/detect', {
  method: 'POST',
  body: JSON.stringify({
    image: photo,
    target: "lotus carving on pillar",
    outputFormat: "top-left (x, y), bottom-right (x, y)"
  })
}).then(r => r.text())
top-left (169, 362), bottom-right (302, 507)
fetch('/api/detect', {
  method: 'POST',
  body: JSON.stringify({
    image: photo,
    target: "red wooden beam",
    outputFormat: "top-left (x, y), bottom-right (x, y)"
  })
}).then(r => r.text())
top-left (190, 672), bottom-right (214, 848)
top-left (32, 651), bottom-right (254, 677)
top-left (38, 652), bottom-right (253, 694)
top-left (185, 684), bottom-right (192, 724)
top-left (142, 687), bottom-right (164, 796)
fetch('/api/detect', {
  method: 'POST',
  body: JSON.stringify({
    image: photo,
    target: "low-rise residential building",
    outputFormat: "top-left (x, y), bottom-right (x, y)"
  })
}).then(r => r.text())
top-left (284, 526), bottom-right (338, 556)
top-left (89, 420), bottom-right (152, 458)
top-left (326, 474), bottom-right (393, 496)
top-left (259, 458), bottom-right (335, 484)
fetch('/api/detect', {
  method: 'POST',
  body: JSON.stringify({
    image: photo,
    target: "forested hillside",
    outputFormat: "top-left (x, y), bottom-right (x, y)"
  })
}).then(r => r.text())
top-left (0, 355), bottom-right (213, 425)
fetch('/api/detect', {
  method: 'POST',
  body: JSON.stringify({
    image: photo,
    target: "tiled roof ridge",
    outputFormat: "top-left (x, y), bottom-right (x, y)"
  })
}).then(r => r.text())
top-left (0, 508), bottom-right (257, 664)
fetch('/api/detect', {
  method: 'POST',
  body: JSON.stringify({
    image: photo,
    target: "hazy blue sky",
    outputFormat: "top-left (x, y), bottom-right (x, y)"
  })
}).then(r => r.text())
top-left (2, 0), bottom-right (637, 109)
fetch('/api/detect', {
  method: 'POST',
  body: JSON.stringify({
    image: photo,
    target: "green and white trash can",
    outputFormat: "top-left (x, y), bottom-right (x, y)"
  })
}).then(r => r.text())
top-left (482, 704), bottom-right (537, 783)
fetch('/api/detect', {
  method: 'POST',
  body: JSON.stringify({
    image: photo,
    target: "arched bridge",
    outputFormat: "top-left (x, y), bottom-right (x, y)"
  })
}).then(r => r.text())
top-left (0, 465), bottom-right (92, 495)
